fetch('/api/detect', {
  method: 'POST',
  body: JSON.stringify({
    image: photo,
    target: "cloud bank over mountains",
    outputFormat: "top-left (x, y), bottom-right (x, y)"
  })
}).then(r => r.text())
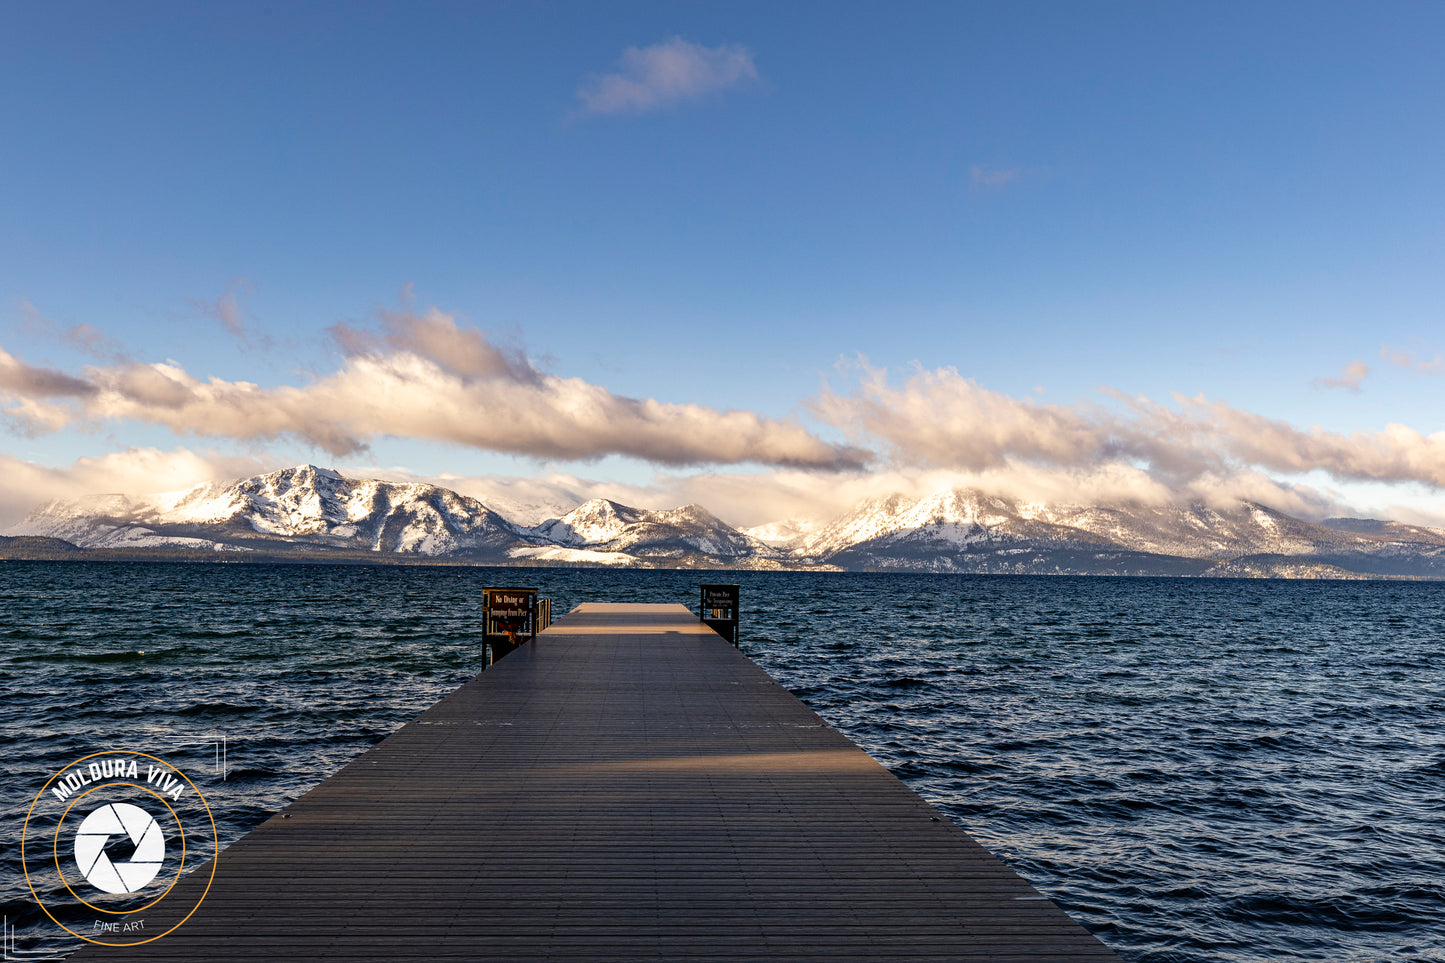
top-left (2, 304), bottom-right (1444, 530)
top-left (1, 307), bottom-right (866, 472)
top-left (814, 362), bottom-right (1445, 505)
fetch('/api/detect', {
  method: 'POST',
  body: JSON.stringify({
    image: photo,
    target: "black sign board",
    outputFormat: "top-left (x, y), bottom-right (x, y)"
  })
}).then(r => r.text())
top-left (699, 583), bottom-right (740, 645)
top-left (483, 587), bottom-right (539, 663)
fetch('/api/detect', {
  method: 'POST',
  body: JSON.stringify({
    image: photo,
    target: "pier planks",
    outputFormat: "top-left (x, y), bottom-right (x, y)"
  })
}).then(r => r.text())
top-left (70, 603), bottom-right (1121, 961)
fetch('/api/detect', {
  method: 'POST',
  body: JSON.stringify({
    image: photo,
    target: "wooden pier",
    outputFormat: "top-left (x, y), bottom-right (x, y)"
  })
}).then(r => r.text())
top-left (71, 603), bottom-right (1121, 961)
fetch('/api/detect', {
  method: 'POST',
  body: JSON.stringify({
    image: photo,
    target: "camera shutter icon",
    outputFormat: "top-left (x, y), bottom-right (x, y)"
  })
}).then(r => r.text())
top-left (74, 802), bottom-right (166, 894)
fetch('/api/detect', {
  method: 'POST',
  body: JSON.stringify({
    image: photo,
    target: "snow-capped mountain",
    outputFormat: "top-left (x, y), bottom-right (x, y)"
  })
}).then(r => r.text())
top-left (798, 486), bottom-right (1445, 576)
top-left (4, 466), bottom-right (786, 567)
top-left (799, 489), bottom-right (1034, 560)
top-left (6, 467), bottom-right (1445, 577)
top-left (530, 499), bottom-right (775, 559)
top-left (8, 465), bottom-right (521, 557)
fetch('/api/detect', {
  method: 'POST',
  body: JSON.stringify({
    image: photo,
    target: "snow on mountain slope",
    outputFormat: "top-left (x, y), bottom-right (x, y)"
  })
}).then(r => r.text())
top-left (8, 465), bottom-right (522, 556)
top-left (528, 500), bottom-right (777, 559)
top-left (532, 499), bottom-right (641, 547)
top-left (8, 469), bottom-right (1445, 576)
top-left (506, 545), bottom-right (638, 566)
top-left (796, 485), bottom-right (1445, 575)
top-left (798, 488), bottom-right (1060, 559)
top-left (1023, 501), bottom-right (1319, 559)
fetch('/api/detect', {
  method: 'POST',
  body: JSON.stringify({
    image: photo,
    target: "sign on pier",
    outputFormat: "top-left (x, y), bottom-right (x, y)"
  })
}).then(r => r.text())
top-left (699, 583), bottom-right (739, 645)
top-left (483, 587), bottom-right (552, 664)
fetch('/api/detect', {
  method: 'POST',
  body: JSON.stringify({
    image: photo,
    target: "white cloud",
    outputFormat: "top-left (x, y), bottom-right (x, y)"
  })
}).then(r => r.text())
top-left (189, 279), bottom-right (255, 341)
top-left (1380, 344), bottom-right (1444, 374)
top-left (0, 448), bottom-right (270, 528)
top-left (970, 165), bottom-right (1021, 189)
top-left (0, 347), bottom-right (97, 400)
top-left (812, 360), bottom-right (1107, 470)
top-left (329, 307), bottom-right (541, 385)
top-left (0, 310), bottom-right (867, 471)
top-left (1315, 359), bottom-right (1369, 392)
top-left (0, 445), bottom-right (1372, 535)
top-left (420, 461), bottom-right (1344, 531)
top-left (814, 360), bottom-right (1445, 496)
top-left (16, 298), bottom-right (126, 361)
top-left (8, 318), bottom-right (1445, 532)
top-left (576, 37), bottom-right (759, 116)
top-left (1162, 394), bottom-right (1445, 489)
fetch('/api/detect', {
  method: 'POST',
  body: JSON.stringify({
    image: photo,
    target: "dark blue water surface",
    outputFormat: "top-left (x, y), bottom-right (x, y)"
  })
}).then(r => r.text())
top-left (3, 563), bottom-right (1443, 961)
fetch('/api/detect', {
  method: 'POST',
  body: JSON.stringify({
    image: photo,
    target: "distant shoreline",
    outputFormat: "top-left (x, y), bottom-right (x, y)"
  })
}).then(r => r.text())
top-left (5, 538), bottom-right (1443, 580)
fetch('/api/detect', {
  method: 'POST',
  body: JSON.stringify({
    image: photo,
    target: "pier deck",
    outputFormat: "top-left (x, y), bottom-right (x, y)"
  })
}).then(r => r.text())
top-left (74, 603), bottom-right (1121, 961)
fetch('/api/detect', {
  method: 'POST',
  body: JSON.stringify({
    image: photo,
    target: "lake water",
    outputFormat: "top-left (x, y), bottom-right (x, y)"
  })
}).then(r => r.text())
top-left (3, 563), bottom-right (1443, 961)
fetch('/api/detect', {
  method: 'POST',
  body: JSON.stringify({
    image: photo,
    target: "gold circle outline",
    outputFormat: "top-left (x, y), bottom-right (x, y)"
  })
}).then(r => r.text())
top-left (54, 783), bottom-right (187, 914)
top-left (23, 749), bottom-right (219, 947)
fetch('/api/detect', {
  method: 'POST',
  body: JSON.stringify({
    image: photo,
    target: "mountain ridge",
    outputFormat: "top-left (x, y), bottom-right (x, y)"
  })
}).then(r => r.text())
top-left (6, 464), bottom-right (1445, 578)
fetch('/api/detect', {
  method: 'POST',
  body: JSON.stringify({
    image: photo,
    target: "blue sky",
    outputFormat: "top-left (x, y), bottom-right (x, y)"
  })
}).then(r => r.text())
top-left (2, 1), bottom-right (1443, 527)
